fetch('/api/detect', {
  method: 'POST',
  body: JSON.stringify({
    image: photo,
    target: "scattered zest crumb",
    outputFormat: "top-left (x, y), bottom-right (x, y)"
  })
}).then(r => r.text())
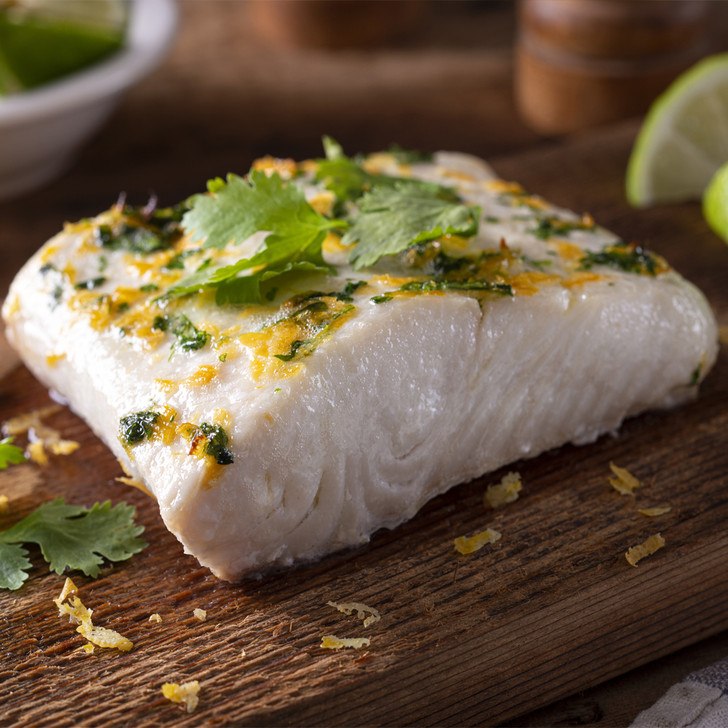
top-left (454, 528), bottom-right (501, 555)
top-left (76, 643), bottom-right (95, 654)
top-left (327, 601), bottom-right (381, 628)
top-left (149, 613), bottom-right (162, 623)
top-left (320, 635), bottom-right (371, 650)
top-left (625, 533), bottom-right (665, 567)
top-left (54, 577), bottom-right (133, 652)
top-left (240, 648), bottom-right (246, 658)
top-left (3, 405), bottom-right (78, 465)
top-left (609, 462), bottom-right (641, 496)
top-left (638, 506), bottom-right (672, 518)
top-left (193, 608), bottom-right (207, 622)
top-left (161, 681), bottom-right (200, 713)
top-left (484, 471), bottom-right (522, 508)
top-left (0, 495), bottom-right (9, 515)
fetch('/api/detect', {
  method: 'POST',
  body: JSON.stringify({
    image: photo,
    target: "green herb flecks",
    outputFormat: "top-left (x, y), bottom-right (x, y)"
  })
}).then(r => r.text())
top-left (93, 200), bottom-right (186, 255)
top-left (120, 411), bottom-right (160, 446)
top-left (74, 277), bottom-right (107, 291)
top-left (152, 314), bottom-right (209, 352)
top-left (199, 423), bottom-right (234, 465)
top-left (0, 499), bottom-right (147, 591)
top-left (580, 242), bottom-right (665, 277)
top-left (0, 437), bottom-right (25, 469)
top-left (400, 279), bottom-right (512, 295)
top-left (343, 183), bottom-right (480, 269)
top-left (527, 216), bottom-right (596, 240)
top-left (371, 294), bottom-right (393, 304)
top-left (267, 294), bottom-right (356, 363)
top-left (315, 136), bottom-right (455, 208)
top-left (386, 144), bottom-right (434, 166)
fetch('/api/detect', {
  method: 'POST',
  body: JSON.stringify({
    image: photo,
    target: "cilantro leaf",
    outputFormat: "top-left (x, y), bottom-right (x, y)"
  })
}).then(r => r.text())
top-left (166, 171), bottom-right (342, 304)
top-left (0, 437), bottom-right (25, 469)
top-left (0, 543), bottom-right (31, 590)
top-left (214, 260), bottom-right (333, 305)
top-left (0, 499), bottom-right (147, 590)
top-left (342, 184), bottom-right (481, 269)
top-left (182, 171), bottom-right (342, 251)
top-left (315, 137), bottom-right (454, 205)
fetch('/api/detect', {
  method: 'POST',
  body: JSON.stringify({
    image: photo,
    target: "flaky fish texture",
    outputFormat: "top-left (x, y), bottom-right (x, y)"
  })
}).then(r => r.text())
top-left (2, 151), bottom-right (718, 580)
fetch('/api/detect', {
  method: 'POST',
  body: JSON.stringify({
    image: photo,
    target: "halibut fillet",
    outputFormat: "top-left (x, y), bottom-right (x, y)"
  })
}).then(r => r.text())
top-left (2, 151), bottom-right (718, 579)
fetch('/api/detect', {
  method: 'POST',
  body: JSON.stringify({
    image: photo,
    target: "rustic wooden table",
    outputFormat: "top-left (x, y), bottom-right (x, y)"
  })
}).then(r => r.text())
top-left (1, 3), bottom-right (727, 726)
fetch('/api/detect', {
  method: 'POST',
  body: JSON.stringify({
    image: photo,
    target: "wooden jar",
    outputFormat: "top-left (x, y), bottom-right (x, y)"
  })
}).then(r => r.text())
top-left (516, 0), bottom-right (712, 135)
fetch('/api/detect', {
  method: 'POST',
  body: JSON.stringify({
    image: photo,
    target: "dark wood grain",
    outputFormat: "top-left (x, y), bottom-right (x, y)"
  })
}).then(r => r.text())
top-left (1, 122), bottom-right (727, 727)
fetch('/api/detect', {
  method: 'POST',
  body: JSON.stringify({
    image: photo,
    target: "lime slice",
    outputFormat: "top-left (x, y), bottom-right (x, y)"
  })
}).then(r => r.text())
top-left (702, 162), bottom-right (728, 243)
top-left (0, 0), bottom-right (128, 95)
top-left (626, 53), bottom-right (728, 208)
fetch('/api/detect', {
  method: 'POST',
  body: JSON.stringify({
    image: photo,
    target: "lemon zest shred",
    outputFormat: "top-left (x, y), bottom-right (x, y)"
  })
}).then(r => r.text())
top-left (54, 579), bottom-right (133, 652)
top-left (320, 635), bottom-right (370, 650)
top-left (162, 681), bottom-right (200, 713)
top-left (327, 601), bottom-right (381, 629)
top-left (484, 472), bottom-right (522, 509)
top-left (609, 462), bottom-right (642, 495)
top-left (454, 528), bottom-right (501, 555)
top-left (193, 608), bottom-right (207, 622)
top-left (638, 505), bottom-right (672, 517)
top-left (625, 533), bottom-right (665, 567)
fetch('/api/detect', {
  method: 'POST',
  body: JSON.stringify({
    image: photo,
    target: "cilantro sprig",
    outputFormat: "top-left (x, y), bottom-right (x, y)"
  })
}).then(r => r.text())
top-left (0, 437), bottom-right (25, 469)
top-left (0, 499), bottom-right (147, 591)
top-left (164, 138), bottom-right (482, 304)
top-left (166, 171), bottom-right (342, 304)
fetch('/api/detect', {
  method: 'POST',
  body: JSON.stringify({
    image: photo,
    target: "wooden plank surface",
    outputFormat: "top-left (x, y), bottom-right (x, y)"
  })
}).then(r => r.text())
top-left (1, 122), bottom-right (727, 727)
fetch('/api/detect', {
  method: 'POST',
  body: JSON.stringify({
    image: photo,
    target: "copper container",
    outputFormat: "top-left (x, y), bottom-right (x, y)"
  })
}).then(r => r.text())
top-left (516, 0), bottom-right (712, 135)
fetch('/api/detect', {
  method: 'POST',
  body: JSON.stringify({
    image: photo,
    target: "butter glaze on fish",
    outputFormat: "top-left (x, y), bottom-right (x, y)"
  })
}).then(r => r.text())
top-left (2, 151), bottom-right (718, 579)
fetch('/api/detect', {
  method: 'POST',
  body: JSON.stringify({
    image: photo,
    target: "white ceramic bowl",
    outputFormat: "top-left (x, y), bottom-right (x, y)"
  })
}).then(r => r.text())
top-left (0, 0), bottom-right (177, 201)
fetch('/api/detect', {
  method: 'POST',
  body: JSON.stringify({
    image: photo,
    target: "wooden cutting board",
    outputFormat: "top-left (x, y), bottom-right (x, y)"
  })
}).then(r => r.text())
top-left (1, 124), bottom-right (727, 728)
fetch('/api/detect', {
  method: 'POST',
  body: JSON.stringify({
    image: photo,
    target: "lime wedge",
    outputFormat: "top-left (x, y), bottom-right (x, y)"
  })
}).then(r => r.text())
top-left (626, 53), bottom-right (728, 208)
top-left (0, 0), bottom-right (128, 95)
top-left (702, 162), bottom-right (728, 243)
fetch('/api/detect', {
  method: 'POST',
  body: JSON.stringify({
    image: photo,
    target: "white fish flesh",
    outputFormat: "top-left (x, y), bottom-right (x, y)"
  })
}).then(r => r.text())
top-left (2, 150), bottom-right (718, 579)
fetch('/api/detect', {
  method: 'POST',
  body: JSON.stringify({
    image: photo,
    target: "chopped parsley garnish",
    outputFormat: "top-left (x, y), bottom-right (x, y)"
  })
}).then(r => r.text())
top-left (386, 144), bottom-right (434, 165)
top-left (152, 314), bottom-right (209, 352)
top-left (580, 242), bottom-right (663, 276)
top-left (527, 216), bottom-right (596, 240)
top-left (140, 283), bottom-right (159, 293)
top-left (74, 277), bottom-right (107, 291)
top-left (0, 499), bottom-right (147, 591)
top-left (120, 410), bottom-right (160, 445)
top-left (0, 437), bottom-right (25, 469)
top-left (267, 295), bottom-right (355, 362)
top-left (315, 136), bottom-right (455, 206)
top-left (93, 200), bottom-right (186, 255)
top-left (199, 423), bottom-right (234, 465)
top-left (371, 294), bottom-right (393, 304)
top-left (399, 279), bottom-right (512, 295)
top-left (343, 184), bottom-right (480, 269)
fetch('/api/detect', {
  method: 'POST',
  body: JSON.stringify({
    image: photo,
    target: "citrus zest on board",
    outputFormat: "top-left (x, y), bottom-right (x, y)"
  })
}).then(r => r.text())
top-left (54, 577), bottom-right (133, 652)
top-left (608, 462), bottom-right (642, 496)
top-left (454, 528), bottom-right (502, 555)
top-left (625, 534), bottom-right (665, 567)
top-left (327, 601), bottom-right (381, 629)
top-left (484, 471), bottom-right (522, 508)
top-left (320, 635), bottom-right (371, 650)
top-left (161, 681), bottom-right (200, 713)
